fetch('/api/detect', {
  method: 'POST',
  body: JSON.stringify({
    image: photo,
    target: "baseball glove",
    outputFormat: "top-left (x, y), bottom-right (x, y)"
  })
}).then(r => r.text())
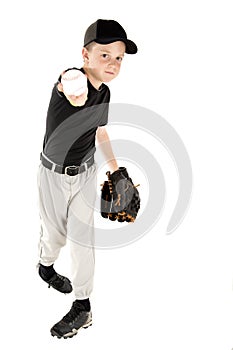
top-left (100, 167), bottom-right (140, 223)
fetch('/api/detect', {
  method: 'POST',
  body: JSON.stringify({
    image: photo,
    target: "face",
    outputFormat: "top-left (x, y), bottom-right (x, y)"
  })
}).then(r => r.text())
top-left (82, 41), bottom-right (126, 86)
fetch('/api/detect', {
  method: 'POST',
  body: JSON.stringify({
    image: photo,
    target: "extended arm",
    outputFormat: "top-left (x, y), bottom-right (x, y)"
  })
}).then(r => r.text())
top-left (96, 126), bottom-right (119, 172)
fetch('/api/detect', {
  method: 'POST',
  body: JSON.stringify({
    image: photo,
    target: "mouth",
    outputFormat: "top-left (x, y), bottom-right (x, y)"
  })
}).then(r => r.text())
top-left (105, 71), bottom-right (115, 75)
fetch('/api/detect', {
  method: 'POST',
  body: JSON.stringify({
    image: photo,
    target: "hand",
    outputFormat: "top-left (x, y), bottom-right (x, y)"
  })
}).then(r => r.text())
top-left (57, 70), bottom-right (88, 107)
top-left (58, 87), bottom-right (88, 107)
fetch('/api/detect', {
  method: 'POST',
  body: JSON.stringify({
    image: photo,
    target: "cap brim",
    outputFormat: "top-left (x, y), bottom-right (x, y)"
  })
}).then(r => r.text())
top-left (95, 37), bottom-right (138, 54)
top-left (124, 39), bottom-right (138, 54)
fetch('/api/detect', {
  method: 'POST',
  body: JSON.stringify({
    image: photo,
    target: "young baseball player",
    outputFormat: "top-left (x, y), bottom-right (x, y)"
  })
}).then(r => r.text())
top-left (37, 19), bottom-right (137, 339)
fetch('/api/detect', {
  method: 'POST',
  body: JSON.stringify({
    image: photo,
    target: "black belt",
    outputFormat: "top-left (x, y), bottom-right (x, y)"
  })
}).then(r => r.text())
top-left (40, 153), bottom-right (94, 176)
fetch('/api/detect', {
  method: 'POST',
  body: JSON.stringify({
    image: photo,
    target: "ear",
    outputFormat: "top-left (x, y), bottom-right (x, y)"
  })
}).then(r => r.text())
top-left (82, 47), bottom-right (89, 62)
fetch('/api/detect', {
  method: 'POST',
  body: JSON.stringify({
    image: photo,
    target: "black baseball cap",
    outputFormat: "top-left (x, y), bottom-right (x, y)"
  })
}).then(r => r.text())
top-left (84, 19), bottom-right (138, 54)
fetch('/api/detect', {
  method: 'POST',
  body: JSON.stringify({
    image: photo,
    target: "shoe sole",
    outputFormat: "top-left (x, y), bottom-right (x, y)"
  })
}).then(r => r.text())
top-left (48, 283), bottom-right (73, 294)
top-left (51, 320), bottom-right (92, 339)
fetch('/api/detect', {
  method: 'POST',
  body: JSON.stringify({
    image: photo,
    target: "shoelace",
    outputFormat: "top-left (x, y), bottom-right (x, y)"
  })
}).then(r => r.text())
top-left (62, 302), bottom-right (84, 323)
top-left (49, 274), bottom-right (67, 288)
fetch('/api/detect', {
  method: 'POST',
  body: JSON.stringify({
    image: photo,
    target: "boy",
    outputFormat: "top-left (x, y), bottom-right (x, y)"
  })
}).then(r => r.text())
top-left (37, 19), bottom-right (137, 339)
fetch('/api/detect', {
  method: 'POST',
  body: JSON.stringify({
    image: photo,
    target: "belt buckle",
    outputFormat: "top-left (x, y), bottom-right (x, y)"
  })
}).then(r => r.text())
top-left (65, 165), bottom-right (79, 176)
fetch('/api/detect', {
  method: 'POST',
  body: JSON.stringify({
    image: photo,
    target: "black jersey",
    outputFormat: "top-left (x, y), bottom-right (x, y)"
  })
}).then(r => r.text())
top-left (42, 68), bottom-right (110, 166)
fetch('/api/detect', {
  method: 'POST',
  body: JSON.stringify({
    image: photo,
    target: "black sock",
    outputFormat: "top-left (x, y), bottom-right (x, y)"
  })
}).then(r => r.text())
top-left (76, 298), bottom-right (91, 311)
top-left (39, 263), bottom-right (56, 281)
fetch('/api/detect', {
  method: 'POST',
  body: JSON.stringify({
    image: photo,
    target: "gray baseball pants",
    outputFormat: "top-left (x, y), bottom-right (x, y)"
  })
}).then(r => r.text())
top-left (37, 160), bottom-right (97, 300)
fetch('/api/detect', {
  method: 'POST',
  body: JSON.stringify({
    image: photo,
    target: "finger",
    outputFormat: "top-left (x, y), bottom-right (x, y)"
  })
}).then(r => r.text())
top-left (57, 83), bottom-right (64, 92)
top-left (67, 95), bottom-right (76, 99)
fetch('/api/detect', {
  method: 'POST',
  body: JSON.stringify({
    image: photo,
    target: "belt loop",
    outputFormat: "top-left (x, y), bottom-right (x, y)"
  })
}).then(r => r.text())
top-left (51, 163), bottom-right (56, 172)
top-left (84, 162), bottom-right (88, 172)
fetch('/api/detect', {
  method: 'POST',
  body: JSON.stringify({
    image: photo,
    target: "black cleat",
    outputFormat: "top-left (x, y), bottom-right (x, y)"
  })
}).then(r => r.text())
top-left (50, 300), bottom-right (92, 339)
top-left (38, 264), bottom-right (73, 294)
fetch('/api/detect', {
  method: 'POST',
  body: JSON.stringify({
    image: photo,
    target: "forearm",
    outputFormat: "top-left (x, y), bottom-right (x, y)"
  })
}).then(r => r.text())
top-left (96, 127), bottom-right (119, 172)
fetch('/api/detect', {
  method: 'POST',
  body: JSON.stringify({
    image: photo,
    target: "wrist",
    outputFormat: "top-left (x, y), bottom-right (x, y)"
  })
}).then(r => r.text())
top-left (108, 159), bottom-right (118, 172)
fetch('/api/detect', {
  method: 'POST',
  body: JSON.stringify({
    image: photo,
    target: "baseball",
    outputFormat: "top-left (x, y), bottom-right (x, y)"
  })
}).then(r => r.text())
top-left (61, 69), bottom-right (88, 96)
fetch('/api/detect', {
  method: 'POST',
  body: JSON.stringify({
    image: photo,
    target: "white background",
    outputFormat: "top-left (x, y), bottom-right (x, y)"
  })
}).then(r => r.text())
top-left (1, 0), bottom-right (233, 349)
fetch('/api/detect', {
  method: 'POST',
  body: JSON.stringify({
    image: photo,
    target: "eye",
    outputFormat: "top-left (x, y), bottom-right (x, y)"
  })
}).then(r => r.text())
top-left (102, 54), bottom-right (109, 59)
top-left (116, 57), bottom-right (123, 62)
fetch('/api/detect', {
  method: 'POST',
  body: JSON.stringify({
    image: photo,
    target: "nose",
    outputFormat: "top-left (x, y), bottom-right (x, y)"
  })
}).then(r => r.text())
top-left (108, 57), bottom-right (116, 68)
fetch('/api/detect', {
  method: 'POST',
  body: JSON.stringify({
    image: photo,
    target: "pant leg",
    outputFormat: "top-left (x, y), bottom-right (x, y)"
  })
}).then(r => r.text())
top-left (37, 163), bottom-right (70, 266)
top-left (67, 162), bottom-right (97, 299)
